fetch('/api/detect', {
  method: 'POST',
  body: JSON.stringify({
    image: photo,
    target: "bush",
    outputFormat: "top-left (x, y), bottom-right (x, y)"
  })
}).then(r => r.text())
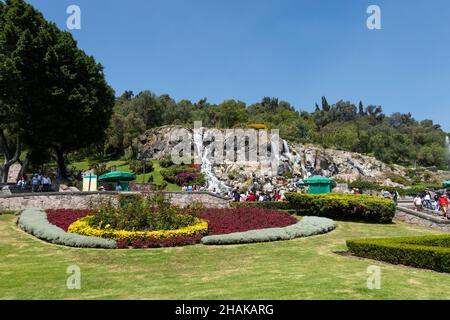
top-left (18, 208), bottom-right (116, 249)
top-left (0, 210), bottom-right (16, 215)
top-left (346, 235), bottom-right (450, 273)
top-left (161, 165), bottom-right (205, 186)
top-left (90, 193), bottom-right (199, 231)
top-left (201, 216), bottom-right (336, 245)
top-left (285, 193), bottom-right (396, 223)
top-left (159, 155), bottom-right (174, 168)
top-left (129, 160), bottom-right (154, 174)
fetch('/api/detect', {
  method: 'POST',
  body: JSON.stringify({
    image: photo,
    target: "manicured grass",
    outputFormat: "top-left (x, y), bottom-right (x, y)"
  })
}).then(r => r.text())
top-left (1, 214), bottom-right (450, 299)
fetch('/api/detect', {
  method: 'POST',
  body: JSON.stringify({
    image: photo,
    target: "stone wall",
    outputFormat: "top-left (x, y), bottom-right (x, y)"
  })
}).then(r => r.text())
top-left (0, 191), bottom-right (231, 211)
top-left (395, 206), bottom-right (450, 232)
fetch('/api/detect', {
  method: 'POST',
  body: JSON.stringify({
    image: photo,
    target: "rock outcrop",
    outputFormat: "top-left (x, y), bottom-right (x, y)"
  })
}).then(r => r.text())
top-left (138, 126), bottom-right (407, 195)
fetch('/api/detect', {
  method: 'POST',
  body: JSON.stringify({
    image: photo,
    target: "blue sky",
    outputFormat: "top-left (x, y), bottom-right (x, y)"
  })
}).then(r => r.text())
top-left (27, 0), bottom-right (450, 131)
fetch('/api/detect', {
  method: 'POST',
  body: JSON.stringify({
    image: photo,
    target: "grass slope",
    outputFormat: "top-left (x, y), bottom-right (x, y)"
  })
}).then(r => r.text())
top-left (1, 214), bottom-right (449, 300)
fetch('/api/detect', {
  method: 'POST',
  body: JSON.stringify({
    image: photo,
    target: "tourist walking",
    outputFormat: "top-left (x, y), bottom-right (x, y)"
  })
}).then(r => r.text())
top-left (31, 174), bottom-right (40, 193)
top-left (232, 187), bottom-right (240, 202)
top-left (423, 192), bottom-right (432, 210)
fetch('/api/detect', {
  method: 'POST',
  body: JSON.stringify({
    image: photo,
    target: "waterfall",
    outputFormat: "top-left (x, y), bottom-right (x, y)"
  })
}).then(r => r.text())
top-left (193, 129), bottom-right (230, 195)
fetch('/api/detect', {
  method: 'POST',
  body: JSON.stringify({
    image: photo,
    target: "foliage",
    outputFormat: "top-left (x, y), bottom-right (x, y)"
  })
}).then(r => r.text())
top-left (160, 165), bottom-right (205, 186)
top-left (0, 0), bottom-right (115, 178)
top-left (201, 216), bottom-right (336, 245)
top-left (285, 193), bottom-right (396, 223)
top-left (107, 91), bottom-right (450, 170)
top-left (129, 160), bottom-right (154, 174)
top-left (346, 235), bottom-right (450, 273)
top-left (159, 155), bottom-right (174, 168)
top-left (199, 208), bottom-right (297, 235)
top-left (89, 193), bottom-right (200, 232)
top-left (68, 215), bottom-right (208, 242)
top-left (18, 208), bottom-right (116, 248)
top-left (0, 210), bottom-right (15, 215)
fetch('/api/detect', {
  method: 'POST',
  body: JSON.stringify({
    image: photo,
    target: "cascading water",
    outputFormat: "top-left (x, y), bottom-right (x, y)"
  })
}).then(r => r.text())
top-left (193, 129), bottom-right (230, 195)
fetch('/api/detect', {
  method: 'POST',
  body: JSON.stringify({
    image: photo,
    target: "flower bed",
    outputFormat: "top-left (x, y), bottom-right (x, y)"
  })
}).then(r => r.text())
top-left (46, 209), bottom-right (94, 231)
top-left (199, 208), bottom-right (297, 235)
top-left (68, 215), bottom-right (208, 241)
top-left (18, 208), bottom-right (116, 249)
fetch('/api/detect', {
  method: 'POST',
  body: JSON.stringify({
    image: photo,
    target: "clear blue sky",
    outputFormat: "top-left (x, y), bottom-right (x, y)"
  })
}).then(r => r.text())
top-left (28, 0), bottom-right (450, 131)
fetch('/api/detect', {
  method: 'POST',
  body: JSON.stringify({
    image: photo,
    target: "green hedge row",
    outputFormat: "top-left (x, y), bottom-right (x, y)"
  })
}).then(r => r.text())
top-left (201, 216), bottom-right (336, 245)
top-left (285, 193), bottom-right (396, 223)
top-left (346, 235), bottom-right (450, 273)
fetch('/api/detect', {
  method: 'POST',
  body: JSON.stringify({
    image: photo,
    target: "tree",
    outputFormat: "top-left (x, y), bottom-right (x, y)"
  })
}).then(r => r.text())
top-left (0, 0), bottom-right (115, 178)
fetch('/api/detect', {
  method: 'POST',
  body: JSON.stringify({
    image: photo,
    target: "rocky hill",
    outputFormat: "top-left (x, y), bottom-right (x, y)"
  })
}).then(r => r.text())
top-left (138, 126), bottom-right (441, 195)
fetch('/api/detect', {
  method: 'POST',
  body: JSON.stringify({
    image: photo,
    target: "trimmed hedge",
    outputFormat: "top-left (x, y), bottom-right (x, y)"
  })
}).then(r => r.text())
top-left (285, 193), bottom-right (395, 223)
top-left (201, 216), bottom-right (336, 245)
top-left (230, 201), bottom-right (291, 211)
top-left (346, 235), bottom-right (450, 273)
top-left (17, 208), bottom-right (117, 249)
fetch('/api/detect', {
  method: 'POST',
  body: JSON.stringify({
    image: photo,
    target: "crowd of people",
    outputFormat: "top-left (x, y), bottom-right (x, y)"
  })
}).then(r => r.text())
top-left (413, 191), bottom-right (450, 219)
top-left (16, 173), bottom-right (53, 192)
top-left (181, 184), bottom-right (207, 192)
top-left (231, 187), bottom-right (285, 203)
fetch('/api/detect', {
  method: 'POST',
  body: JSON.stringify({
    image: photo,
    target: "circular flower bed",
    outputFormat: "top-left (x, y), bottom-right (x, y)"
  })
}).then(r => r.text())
top-left (19, 193), bottom-right (335, 249)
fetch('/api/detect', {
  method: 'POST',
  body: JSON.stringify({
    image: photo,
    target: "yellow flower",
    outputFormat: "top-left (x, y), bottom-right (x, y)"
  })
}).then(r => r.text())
top-left (68, 216), bottom-right (208, 241)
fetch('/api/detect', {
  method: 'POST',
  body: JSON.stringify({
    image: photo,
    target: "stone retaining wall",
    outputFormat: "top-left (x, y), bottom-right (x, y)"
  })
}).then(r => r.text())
top-left (395, 206), bottom-right (450, 232)
top-left (0, 191), bottom-right (231, 210)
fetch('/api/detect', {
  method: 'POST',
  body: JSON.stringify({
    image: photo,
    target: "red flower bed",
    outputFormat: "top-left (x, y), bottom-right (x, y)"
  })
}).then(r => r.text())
top-left (199, 208), bottom-right (297, 235)
top-left (46, 209), bottom-right (94, 231)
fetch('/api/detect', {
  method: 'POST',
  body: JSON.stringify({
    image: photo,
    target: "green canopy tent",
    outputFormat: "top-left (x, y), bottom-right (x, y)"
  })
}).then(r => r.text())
top-left (98, 171), bottom-right (136, 191)
top-left (443, 181), bottom-right (450, 189)
top-left (303, 175), bottom-right (334, 194)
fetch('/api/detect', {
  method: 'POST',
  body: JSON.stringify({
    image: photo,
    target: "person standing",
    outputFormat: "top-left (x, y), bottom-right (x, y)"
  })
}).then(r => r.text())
top-left (232, 187), bottom-right (240, 202)
top-left (413, 195), bottom-right (423, 211)
top-left (31, 174), bottom-right (40, 193)
top-left (42, 175), bottom-right (52, 192)
top-left (438, 194), bottom-right (449, 218)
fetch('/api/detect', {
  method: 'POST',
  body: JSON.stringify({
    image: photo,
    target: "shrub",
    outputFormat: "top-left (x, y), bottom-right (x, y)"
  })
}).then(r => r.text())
top-left (0, 210), bottom-right (16, 215)
top-left (285, 193), bottom-right (396, 223)
top-left (91, 193), bottom-right (199, 231)
top-left (159, 155), bottom-right (174, 168)
top-left (129, 160), bottom-right (154, 174)
top-left (201, 216), bottom-right (336, 245)
top-left (18, 208), bottom-right (116, 249)
top-left (346, 235), bottom-right (450, 273)
top-left (68, 215), bottom-right (208, 241)
top-left (160, 165), bottom-right (205, 186)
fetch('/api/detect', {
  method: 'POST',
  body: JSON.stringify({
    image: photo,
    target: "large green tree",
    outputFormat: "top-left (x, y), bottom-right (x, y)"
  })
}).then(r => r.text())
top-left (0, 0), bottom-right (115, 179)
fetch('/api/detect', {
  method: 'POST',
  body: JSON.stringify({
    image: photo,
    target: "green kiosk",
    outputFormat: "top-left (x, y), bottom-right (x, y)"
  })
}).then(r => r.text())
top-left (304, 175), bottom-right (334, 194)
top-left (443, 180), bottom-right (450, 189)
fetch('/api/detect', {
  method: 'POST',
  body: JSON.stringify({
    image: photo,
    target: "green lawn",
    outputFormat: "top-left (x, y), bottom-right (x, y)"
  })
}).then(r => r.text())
top-left (1, 215), bottom-right (450, 300)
